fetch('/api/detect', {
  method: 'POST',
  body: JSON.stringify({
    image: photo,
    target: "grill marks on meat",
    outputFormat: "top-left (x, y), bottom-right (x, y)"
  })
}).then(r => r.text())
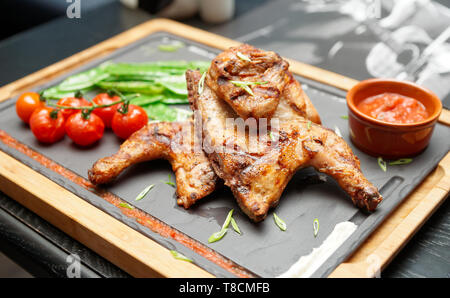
top-left (207, 44), bottom-right (290, 120)
top-left (187, 69), bottom-right (382, 221)
top-left (277, 72), bottom-right (321, 124)
top-left (89, 44), bottom-right (381, 221)
top-left (88, 121), bottom-right (217, 208)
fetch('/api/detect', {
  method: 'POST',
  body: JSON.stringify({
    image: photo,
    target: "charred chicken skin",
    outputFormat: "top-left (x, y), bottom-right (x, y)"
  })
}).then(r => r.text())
top-left (88, 121), bottom-right (218, 208)
top-left (89, 44), bottom-right (381, 221)
top-left (187, 69), bottom-right (382, 221)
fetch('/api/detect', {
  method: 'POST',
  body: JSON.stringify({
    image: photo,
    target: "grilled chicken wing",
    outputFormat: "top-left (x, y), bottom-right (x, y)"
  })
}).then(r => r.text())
top-left (207, 44), bottom-right (290, 120)
top-left (88, 121), bottom-right (218, 208)
top-left (187, 69), bottom-right (382, 221)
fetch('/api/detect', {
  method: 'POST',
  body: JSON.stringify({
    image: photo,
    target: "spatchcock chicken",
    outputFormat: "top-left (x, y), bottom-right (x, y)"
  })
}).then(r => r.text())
top-left (88, 44), bottom-right (382, 222)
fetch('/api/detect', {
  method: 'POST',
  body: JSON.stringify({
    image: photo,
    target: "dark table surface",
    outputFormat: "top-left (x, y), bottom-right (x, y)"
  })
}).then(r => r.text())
top-left (0, 1), bottom-right (449, 278)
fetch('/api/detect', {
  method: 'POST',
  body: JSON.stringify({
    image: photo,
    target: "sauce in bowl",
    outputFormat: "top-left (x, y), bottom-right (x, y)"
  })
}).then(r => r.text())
top-left (357, 92), bottom-right (428, 124)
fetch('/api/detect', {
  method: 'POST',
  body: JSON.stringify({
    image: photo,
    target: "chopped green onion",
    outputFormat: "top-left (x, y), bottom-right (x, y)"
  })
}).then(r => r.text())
top-left (208, 209), bottom-right (236, 243)
top-left (389, 158), bottom-right (413, 165)
top-left (231, 218), bottom-right (241, 234)
top-left (158, 41), bottom-right (185, 52)
top-left (307, 120), bottom-right (312, 130)
top-left (230, 80), bottom-right (268, 96)
top-left (377, 157), bottom-right (387, 172)
top-left (208, 229), bottom-right (228, 243)
top-left (135, 184), bottom-right (154, 201)
top-left (236, 51), bottom-right (251, 62)
top-left (313, 218), bottom-right (319, 237)
top-left (334, 125), bottom-right (342, 137)
top-left (119, 202), bottom-right (134, 210)
top-left (163, 174), bottom-right (175, 187)
top-left (198, 72), bottom-right (206, 95)
top-left (340, 115), bottom-right (349, 119)
top-left (230, 80), bottom-right (269, 86)
top-left (222, 209), bottom-right (234, 230)
top-left (170, 250), bottom-right (193, 263)
top-left (273, 213), bottom-right (287, 231)
top-left (242, 85), bottom-right (254, 96)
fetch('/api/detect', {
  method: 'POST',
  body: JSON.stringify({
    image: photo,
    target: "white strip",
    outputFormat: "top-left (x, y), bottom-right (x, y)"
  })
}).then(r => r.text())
top-left (120, 0), bottom-right (138, 9)
top-left (278, 221), bottom-right (357, 278)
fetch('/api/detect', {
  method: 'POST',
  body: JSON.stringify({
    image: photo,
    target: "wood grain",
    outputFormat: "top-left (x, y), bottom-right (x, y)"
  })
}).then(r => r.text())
top-left (0, 18), bottom-right (448, 278)
top-left (329, 152), bottom-right (450, 277)
top-left (0, 150), bottom-right (213, 278)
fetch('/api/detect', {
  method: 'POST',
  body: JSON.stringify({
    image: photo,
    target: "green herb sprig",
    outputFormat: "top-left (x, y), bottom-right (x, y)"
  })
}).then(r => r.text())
top-left (119, 202), bottom-right (134, 210)
top-left (378, 157), bottom-right (413, 172)
top-left (377, 157), bottom-right (387, 172)
top-left (273, 213), bottom-right (287, 231)
top-left (170, 250), bottom-right (193, 263)
top-left (208, 209), bottom-right (242, 243)
top-left (389, 158), bottom-right (413, 165)
top-left (313, 218), bottom-right (319, 237)
top-left (230, 80), bottom-right (268, 96)
top-left (236, 51), bottom-right (252, 62)
top-left (198, 72), bottom-right (206, 95)
top-left (230, 218), bottom-right (241, 234)
top-left (162, 174), bottom-right (176, 187)
top-left (135, 184), bottom-right (155, 201)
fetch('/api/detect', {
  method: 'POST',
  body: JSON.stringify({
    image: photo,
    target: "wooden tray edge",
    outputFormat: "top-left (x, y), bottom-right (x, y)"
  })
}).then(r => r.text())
top-left (0, 151), bottom-right (213, 278)
top-left (0, 18), bottom-right (448, 278)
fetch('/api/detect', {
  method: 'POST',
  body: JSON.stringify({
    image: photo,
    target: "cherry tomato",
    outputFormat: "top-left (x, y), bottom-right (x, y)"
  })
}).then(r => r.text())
top-left (16, 92), bottom-right (44, 123)
top-left (111, 104), bottom-right (148, 139)
top-left (57, 96), bottom-right (91, 120)
top-left (92, 93), bottom-right (120, 128)
top-left (29, 107), bottom-right (65, 144)
top-left (65, 112), bottom-right (104, 146)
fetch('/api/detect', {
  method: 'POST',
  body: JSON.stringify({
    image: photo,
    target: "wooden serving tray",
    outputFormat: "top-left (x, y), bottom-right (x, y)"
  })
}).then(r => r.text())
top-left (0, 19), bottom-right (448, 278)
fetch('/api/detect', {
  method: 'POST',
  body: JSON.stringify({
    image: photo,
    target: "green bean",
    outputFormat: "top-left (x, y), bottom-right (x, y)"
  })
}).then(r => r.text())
top-left (142, 103), bottom-right (192, 122)
top-left (59, 67), bottom-right (110, 91)
top-left (96, 81), bottom-right (165, 94)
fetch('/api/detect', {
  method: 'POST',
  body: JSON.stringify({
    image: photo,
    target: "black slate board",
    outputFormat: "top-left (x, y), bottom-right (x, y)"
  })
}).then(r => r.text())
top-left (0, 32), bottom-right (449, 277)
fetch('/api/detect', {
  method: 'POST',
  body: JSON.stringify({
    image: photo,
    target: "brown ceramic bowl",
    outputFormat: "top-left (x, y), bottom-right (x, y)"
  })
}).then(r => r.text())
top-left (346, 79), bottom-right (442, 159)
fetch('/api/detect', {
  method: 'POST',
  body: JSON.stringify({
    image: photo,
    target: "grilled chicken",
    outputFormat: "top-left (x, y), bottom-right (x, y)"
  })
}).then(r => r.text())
top-left (187, 69), bottom-right (382, 221)
top-left (274, 72), bottom-right (321, 124)
top-left (88, 121), bottom-right (218, 208)
top-left (207, 44), bottom-right (290, 120)
top-left (89, 44), bottom-right (381, 220)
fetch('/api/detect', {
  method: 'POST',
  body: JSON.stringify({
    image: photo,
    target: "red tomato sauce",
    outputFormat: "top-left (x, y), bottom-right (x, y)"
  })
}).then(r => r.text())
top-left (357, 93), bottom-right (429, 124)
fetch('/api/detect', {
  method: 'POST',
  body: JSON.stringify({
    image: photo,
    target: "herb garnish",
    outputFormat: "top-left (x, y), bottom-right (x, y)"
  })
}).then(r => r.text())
top-left (377, 157), bottom-right (387, 172)
top-left (230, 80), bottom-right (268, 96)
top-left (237, 51), bottom-right (251, 62)
top-left (307, 120), bottom-right (312, 130)
top-left (208, 209), bottom-right (239, 243)
top-left (231, 217), bottom-right (241, 234)
top-left (208, 229), bottom-right (228, 243)
top-left (135, 184), bottom-right (154, 201)
top-left (119, 202), bottom-right (134, 210)
top-left (340, 115), bottom-right (349, 119)
top-left (389, 158), bottom-right (413, 165)
top-left (158, 41), bottom-right (185, 52)
top-left (163, 174), bottom-right (176, 187)
top-left (273, 213), bottom-right (287, 231)
top-left (198, 72), bottom-right (206, 95)
top-left (170, 250), bottom-right (193, 263)
top-left (313, 218), bottom-right (319, 237)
